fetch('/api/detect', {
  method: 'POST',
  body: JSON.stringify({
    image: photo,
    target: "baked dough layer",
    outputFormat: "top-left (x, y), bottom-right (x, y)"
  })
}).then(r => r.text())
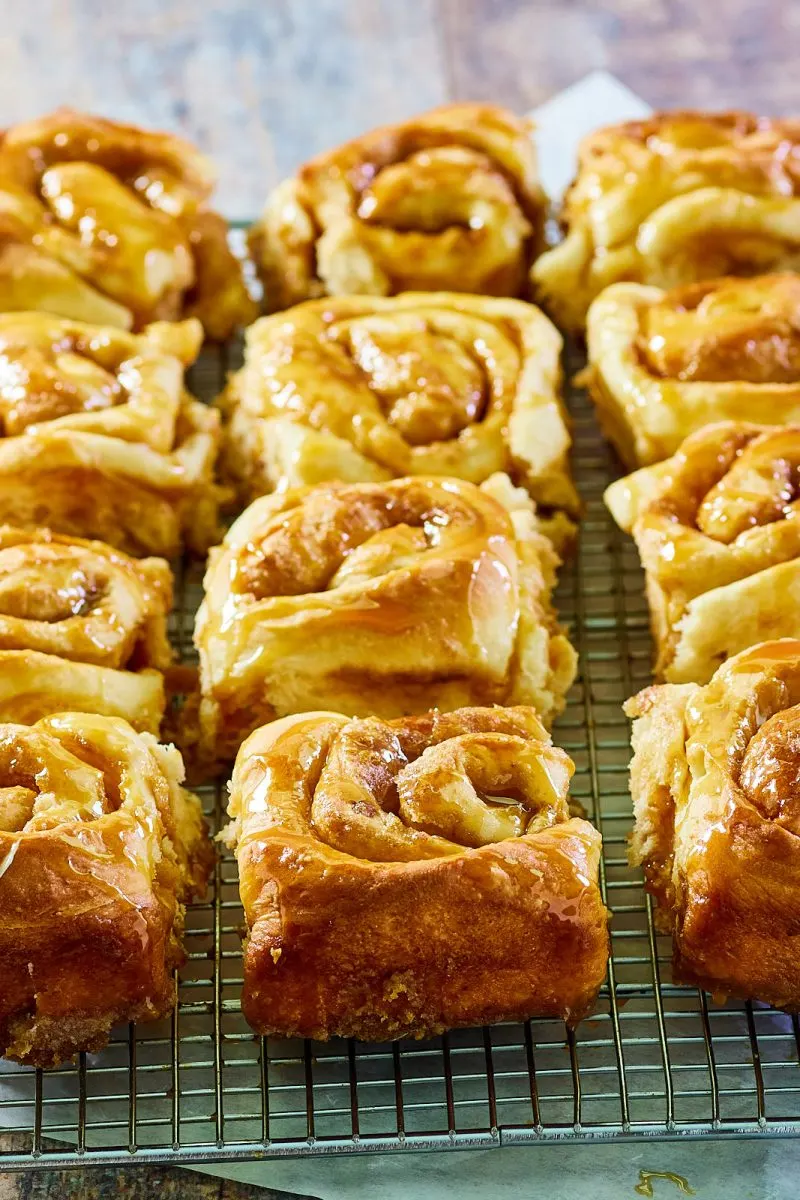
top-left (0, 108), bottom-right (254, 338)
top-left (0, 313), bottom-right (222, 556)
top-left (606, 421), bottom-right (800, 683)
top-left (0, 712), bottom-right (212, 1066)
top-left (627, 640), bottom-right (800, 1009)
top-left (586, 274), bottom-right (800, 468)
top-left (220, 291), bottom-right (579, 519)
top-left (249, 104), bottom-right (546, 311)
top-left (533, 111), bottom-right (800, 331)
top-left (0, 525), bottom-right (173, 731)
top-left (195, 473), bottom-right (577, 764)
top-left (226, 705), bottom-right (609, 1040)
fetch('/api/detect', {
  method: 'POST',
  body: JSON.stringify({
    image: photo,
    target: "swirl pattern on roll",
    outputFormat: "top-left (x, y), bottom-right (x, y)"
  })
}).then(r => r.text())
top-left (0, 712), bottom-right (212, 1065)
top-left (0, 313), bottom-right (221, 556)
top-left (606, 421), bottom-right (800, 683)
top-left (248, 104), bottom-right (545, 312)
top-left (627, 640), bottom-right (800, 1009)
top-left (586, 274), bottom-right (800, 468)
top-left (227, 705), bottom-right (608, 1039)
top-left (0, 525), bottom-right (172, 731)
top-left (195, 473), bottom-right (577, 763)
top-left (0, 108), bottom-right (255, 338)
top-left (533, 110), bottom-right (800, 331)
top-left (221, 292), bottom-right (578, 522)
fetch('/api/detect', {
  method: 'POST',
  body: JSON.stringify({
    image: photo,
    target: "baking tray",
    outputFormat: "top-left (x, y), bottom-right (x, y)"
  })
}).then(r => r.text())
top-left (1, 338), bottom-right (800, 1174)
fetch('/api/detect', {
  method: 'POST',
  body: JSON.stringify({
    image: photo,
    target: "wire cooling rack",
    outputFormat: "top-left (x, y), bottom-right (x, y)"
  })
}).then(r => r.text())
top-left (2, 340), bottom-right (800, 1174)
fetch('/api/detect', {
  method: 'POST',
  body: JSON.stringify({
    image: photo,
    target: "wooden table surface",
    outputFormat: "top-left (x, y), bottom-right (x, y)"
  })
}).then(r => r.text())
top-left (1, 0), bottom-right (799, 1196)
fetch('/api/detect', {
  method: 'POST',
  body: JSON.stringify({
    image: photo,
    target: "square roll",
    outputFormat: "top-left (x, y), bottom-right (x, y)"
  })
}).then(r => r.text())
top-left (248, 104), bottom-right (546, 312)
top-left (586, 274), bottom-right (800, 469)
top-left (194, 473), bottom-right (577, 764)
top-left (606, 422), bottom-right (800, 685)
top-left (0, 526), bottom-right (173, 733)
top-left (532, 110), bottom-right (800, 332)
top-left (220, 291), bottom-right (579, 523)
top-left (0, 108), bottom-right (255, 338)
top-left (0, 713), bottom-right (213, 1066)
top-left (226, 705), bottom-right (609, 1040)
top-left (0, 313), bottom-right (221, 556)
top-left (627, 641), bottom-right (800, 1009)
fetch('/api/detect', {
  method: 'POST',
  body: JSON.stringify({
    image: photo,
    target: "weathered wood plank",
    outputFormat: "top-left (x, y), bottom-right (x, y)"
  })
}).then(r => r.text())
top-left (439, 0), bottom-right (800, 114)
top-left (0, 0), bottom-right (448, 218)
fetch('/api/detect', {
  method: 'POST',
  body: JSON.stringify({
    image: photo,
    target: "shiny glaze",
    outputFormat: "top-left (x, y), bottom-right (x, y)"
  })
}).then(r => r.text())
top-left (605, 422), bottom-right (800, 683)
top-left (640, 274), bottom-right (800, 383)
top-left (587, 276), bottom-right (800, 473)
top-left (0, 712), bottom-right (212, 1066)
top-left (0, 313), bottom-right (221, 557)
top-left (628, 640), bottom-right (800, 1009)
top-left (310, 706), bottom-right (573, 861)
top-left (227, 706), bottom-right (609, 1040)
top-left (0, 526), bottom-right (172, 668)
top-left (533, 110), bottom-right (800, 331)
top-left (222, 291), bottom-right (579, 516)
top-left (249, 103), bottom-right (545, 312)
top-left (0, 108), bottom-right (253, 337)
top-left (194, 474), bottom-right (577, 762)
top-left (0, 312), bottom-right (200, 452)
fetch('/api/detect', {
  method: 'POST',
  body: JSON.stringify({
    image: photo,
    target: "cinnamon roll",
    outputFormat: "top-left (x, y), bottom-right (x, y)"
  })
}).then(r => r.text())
top-left (0, 526), bottom-right (172, 732)
top-left (195, 473), bottom-right (577, 764)
top-left (533, 111), bottom-right (800, 331)
top-left (249, 104), bottom-right (545, 311)
top-left (0, 313), bottom-right (221, 556)
top-left (586, 274), bottom-right (800, 468)
top-left (606, 421), bottom-right (800, 684)
top-left (0, 108), bottom-right (255, 337)
top-left (627, 640), bottom-right (800, 1009)
top-left (221, 292), bottom-right (579, 524)
top-left (227, 705), bottom-right (609, 1040)
top-left (0, 712), bottom-right (212, 1066)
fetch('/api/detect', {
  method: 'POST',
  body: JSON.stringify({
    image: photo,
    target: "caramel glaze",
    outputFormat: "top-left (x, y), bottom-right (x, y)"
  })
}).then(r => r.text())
top-left (220, 291), bottom-right (579, 517)
top-left (534, 110), bottom-right (800, 331)
top-left (194, 474), bottom-right (577, 766)
top-left (227, 706), bottom-right (609, 1041)
top-left (0, 109), bottom-right (254, 337)
top-left (628, 640), bottom-right (800, 1010)
top-left (606, 421), bottom-right (800, 684)
top-left (248, 104), bottom-right (546, 312)
top-left (0, 314), bottom-right (222, 557)
top-left (0, 713), bottom-right (212, 1066)
top-left (639, 274), bottom-right (800, 384)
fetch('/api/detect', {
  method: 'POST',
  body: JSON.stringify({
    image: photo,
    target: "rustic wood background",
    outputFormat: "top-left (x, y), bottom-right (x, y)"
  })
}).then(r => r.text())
top-left (1, 0), bottom-right (796, 219)
top-left (1, 0), bottom-right (798, 1196)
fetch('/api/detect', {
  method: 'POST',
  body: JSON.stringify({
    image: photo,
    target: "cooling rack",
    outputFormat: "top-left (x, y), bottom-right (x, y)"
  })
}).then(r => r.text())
top-left (1, 339), bottom-right (800, 1175)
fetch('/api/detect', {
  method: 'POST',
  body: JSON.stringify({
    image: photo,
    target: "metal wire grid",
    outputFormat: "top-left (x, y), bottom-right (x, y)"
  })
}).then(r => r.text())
top-left (2, 342), bottom-right (800, 1174)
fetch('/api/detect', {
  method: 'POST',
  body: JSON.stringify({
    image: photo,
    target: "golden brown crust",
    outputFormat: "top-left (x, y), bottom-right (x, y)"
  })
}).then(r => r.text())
top-left (0, 313), bottom-right (222, 556)
top-left (627, 641), bottom-right (800, 1008)
top-left (227, 706), bottom-right (609, 1039)
top-left (194, 473), bottom-right (577, 766)
top-left (533, 110), bottom-right (800, 331)
top-left (586, 275), bottom-right (800, 468)
top-left (0, 713), bottom-right (213, 1066)
top-left (606, 420), bottom-right (800, 683)
top-left (248, 104), bottom-right (546, 311)
top-left (220, 291), bottom-right (579, 517)
top-left (0, 526), bottom-right (172, 732)
top-left (0, 108), bottom-right (255, 337)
